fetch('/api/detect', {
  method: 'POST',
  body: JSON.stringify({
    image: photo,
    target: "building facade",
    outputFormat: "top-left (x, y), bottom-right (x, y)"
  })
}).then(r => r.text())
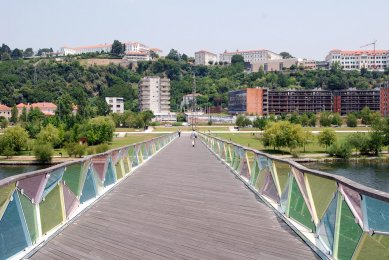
top-left (138, 77), bottom-right (171, 115)
top-left (60, 41), bottom-right (161, 61)
top-left (105, 97), bottom-right (124, 114)
top-left (251, 58), bottom-right (318, 72)
top-left (0, 104), bottom-right (11, 120)
top-left (195, 50), bottom-right (218, 65)
top-left (219, 49), bottom-right (282, 64)
top-left (325, 49), bottom-right (389, 71)
top-left (332, 89), bottom-right (380, 115)
top-left (228, 88), bottom-right (267, 115)
top-left (380, 86), bottom-right (389, 117)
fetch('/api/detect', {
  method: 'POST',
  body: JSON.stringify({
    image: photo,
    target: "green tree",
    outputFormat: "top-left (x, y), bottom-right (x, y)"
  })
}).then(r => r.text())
top-left (302, 130), bottom-right (314, 152)
top-left (346, 113), bottom-right (357, 127)
top-left (1, 53), bottom-right (11, 60)
top-left (318, 129), bottom-right (336, 151)
top-left (10, 106), bottom-right (18, 124)
top-left (111, 40), bottom-right (124, 55)
top-left (236, 115), bottom-right (250, 127)
top-left (33, 143), bottom-right (53, 163)
top-left (299, 113), bottom-right (309, 127)
top-left (319, 112), bottom-right (332, 127)
top-left (24, 48), bottom-right (34, 58)
top-left (331, 113), bottom-right (342, 126)
top-left (11, 48), bottom-right (23, 59)
top-left (253, 117), bottom-right (268, 130)
top-left (231, 54), bottom-right (244, 65)
top-left (36, 124), bottom-right (62, 148)
top-left (181, 53), bottom-right (188, 62)
top-left (166, 49), bottom-right (181, 61)
top-left (347, 132), bottom-right (368, 156)
top-left (78, 116), bottom-right (115, 145)
top-left (361, 106), bottom-right (372, 125)
top-left (0, 126), bottom-right (29, 155)
top-left (279, 52), bottom-right (294, 59)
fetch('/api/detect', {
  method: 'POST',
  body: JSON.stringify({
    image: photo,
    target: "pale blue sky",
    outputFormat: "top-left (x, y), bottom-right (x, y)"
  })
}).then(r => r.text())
top-left (2, 0), bottom-right (388, 60)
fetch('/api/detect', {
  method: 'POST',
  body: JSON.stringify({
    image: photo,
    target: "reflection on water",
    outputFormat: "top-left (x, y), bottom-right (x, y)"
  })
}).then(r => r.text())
top-left (0, 165), bottom-right (48, 180)
top-left (302, 161), bottom-right (389, 193)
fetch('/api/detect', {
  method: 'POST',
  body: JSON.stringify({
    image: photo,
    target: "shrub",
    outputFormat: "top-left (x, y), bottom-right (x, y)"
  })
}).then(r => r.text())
top-left (33, 144), bottom-right (53, 163)
top-left (87, 147), bottom-right (95, 155)
top-left (149, 121), bottom-right (160, 126)
top-left (36, 124), bottom-right (62, 148)
top-left (95, 143), bottom-right (110, 154)
top-left (346, 114), bottom-right (357, 127)
top-left (65, 142), bottom-right (87, 157)
top-left (328, 142), bottom-right (352, 159)
top-left (172, 122), bottom-right (182, 126)
top-left (74, 143), bottom-right (87, 157)
top-left (318, 129), bottom-right (336, 151)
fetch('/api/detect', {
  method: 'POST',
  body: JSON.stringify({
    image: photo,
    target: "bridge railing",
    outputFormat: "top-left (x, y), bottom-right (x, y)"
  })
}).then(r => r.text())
top-left (0, 132), bottom-right (177, 260)
top-left (199, 133), bottom-right (389, 260)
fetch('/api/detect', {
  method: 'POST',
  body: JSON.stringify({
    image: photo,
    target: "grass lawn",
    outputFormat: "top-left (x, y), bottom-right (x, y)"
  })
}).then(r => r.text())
top-left (211, 132), bottom-right (353, 155)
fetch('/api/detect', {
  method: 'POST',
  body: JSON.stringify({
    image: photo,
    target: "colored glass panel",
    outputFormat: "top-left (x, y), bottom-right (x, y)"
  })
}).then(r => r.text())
top-left (260, 169), bottom-right (279, 203)
top-left (115, 160), bottom-right (124, 180)
top-left (339, 184), bottom-right (362, 227)
top-left (92, 155), bottom-right (108, 182)
top-left (80, 169), bottom-right (97, 203)
top-left (43, 168), bottom-right (64, 198)
top-left (62, 184), bottom-right (79, 218)
top-left (280, 174), bottom-right (291, 214)
top-left (17, 174), bottom-right (47, 204)
top-left (104, 160), bottom-right (116, 187)
top-left (334, 195), bottom-right (363, 260)
top-left (273, 161), bottom-right (290, 197)
top-left (0, 182), bottom-right (16, 219)
top-left (362, 195), bottom-right (389, 232)
top-left (239, 156), bottom-right (250, 180)
top-left (353, 233), bottom-right (389, 259)
top-left (18, 191), bottom-right (39, 243)
top-left (0, 192), bottom-right (31, 259)
top-left (250, 159), bottom-right (260, 186)
top-left (39, 184), bottom-right (65, 235)
top-left (288, 178), bottom-right (315, 231)
top-left (317, 193), bottom-right (337, 254)
top-left (291, 168), bottom-right (314, 220)
top-left (62, 163), bottom-right (84, 197)
top-left (254, 168), bottom-right (266, 192)
top-left (305, 173), bottom-right (337, 223)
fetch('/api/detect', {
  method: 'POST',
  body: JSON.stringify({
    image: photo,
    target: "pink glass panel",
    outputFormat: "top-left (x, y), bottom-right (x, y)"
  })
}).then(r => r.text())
top-left (17, 174), bottom-right (47, 204)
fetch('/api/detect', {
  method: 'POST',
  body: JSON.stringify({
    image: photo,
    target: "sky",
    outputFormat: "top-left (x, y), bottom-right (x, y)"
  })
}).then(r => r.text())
top-left (1, 0), bottom-right (389, 60)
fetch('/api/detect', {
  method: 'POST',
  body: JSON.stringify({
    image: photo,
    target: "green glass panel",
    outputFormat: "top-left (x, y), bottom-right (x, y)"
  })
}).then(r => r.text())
top-left (254, 169), bottom-right (267, 191)
top-left (115, 160), bottom-right (124, 179)
top-left (280, 174), bottom-right (291, 214)
top-left (18, 192), bottom-right (39, 243)
top-left (39, 185), bottom-right (64, 235)
top-left (288, 178), bottom-right (316, 232)
top-left (123, 156), bottom-right (130, 174)
top-left (0, 183), bottom-right (16, 219)
top-left (353, 233), bottom-right (389, 259)
top-left (334, 196), bottom-right (363, 260)
top-left (62, 163), bottom-right (83, 197)
top-left (273, 161), bottom-right (290, 197)
top-left (250, 159), bottom-right (260, 186)
top-left (305, 173), bottom-right (337, 221)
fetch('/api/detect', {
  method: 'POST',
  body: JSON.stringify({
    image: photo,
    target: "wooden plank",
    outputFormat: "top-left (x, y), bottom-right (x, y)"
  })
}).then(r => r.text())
top-left (29, 134), bottom-right (318, 259)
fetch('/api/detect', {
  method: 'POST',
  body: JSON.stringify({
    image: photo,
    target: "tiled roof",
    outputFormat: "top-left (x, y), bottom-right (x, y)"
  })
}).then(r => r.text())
top-left (31, 102), bottom-right (57, 109)
top-left (16, 103), bottom-right (29, 108)
top-left (125, 51), bottom-right (148, 55)
top-left (195, 50), bottom-right (217, 55)
top-left (0, 104), bottom-right (11, 110)
top-left (222, 49), bottom-right (266, 55)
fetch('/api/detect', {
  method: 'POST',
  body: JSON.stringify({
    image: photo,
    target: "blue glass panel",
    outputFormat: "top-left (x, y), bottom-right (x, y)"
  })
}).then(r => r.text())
top-left (317, 193), bottom-right (337, 254)
top-left (104, 160), bottom-right (116, 187)
top-left (362, 195), bottom-right (389, 232)
top-left (43, 168), bottom-right (64, 198)
top-left (80, 168), bottom-right (97, 203)
top-left (0, 192), bottom-right (31, 259)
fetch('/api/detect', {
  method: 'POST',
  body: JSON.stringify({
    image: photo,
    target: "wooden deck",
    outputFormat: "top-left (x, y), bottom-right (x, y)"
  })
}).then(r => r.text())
top-left (30, 134), bottom-right (318, 260)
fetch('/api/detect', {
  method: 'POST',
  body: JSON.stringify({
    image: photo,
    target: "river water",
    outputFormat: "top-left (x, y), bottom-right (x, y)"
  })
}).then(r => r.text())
top-left (0, 165), bottom-right (48, 180)
top-left (303, 161), bottom-right (389, 193)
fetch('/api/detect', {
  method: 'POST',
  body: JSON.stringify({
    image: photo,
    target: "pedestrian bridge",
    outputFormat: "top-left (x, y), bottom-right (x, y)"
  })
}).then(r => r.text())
top-left (0, 133), bottom-right (388, 259)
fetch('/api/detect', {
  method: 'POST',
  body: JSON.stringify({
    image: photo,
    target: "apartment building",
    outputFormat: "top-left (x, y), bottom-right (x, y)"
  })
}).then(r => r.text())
top-left (325, 49), bottom-right (389, 70)
top-left (0, 104), bottom-right (11, 120)
top-left (139, 77), bottom-right (171, 114)
top-left (251, 58), bottom-right (318, 72)
top-left (267, 89), bottom-right (333, 115)
top-left (195, 50), bottom-right (218, 65)
top-left (228, 88), bottom-right (267, 115)
top-left (333, 89), bottom-right (380, 115)
top-left (228, 88), bottom-right (385, 115)
top-left (105, 97), bottom-right (124, 114)
top-left (219, 49), bottom-right (282, 64)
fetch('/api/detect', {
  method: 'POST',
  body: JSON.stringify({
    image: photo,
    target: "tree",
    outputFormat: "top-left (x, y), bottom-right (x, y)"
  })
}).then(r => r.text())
top-left (299, 113), bottom-right (309, 127)
top-left (319, 112), bottom-right (332, 127)
top-left (37, 48), bottom-right (53, 56)
top-left (181, 53), bottom-right (188, 62)
top-left (166, 49), bottom-right (181, 61)
top-left (361, 106), bottom-right (372, 125)
top-left (11, 48), bottom-right (23, 59)
top-left (149, 50), bottom-right (159, 59)
top-left (0, 44), bottom-right (11, 54)
top-left (0, 126), bottom-right (29, 156)
top-left (346, 113), bottom-right (357, 127)
top-left (78, 116), bottom-right (115, 145)
top-left (20, 107), bottom-right (28, 122)
top-left (331, 113), bottom-right (342, 126)
top-left (111, 40), bottom-right (124, 55)
top-left (308, 114), bottom-right (317, 127)
top-left (253, 117), bottom-right (268, 130)
top-left (33, 144), bottom-right (53, 163)
top-left (208, 60), bottom-right (214, 65)
top-left (1, 53), bottom-right (11, 60)
top-left (236, 115), bottom-right (250, 127)
top-left (24, 48), bottom-right (34, 58)
top-left (318, 129), bottom-right (336, 151)
top-left (302, 130), bottom-right (314, 152)
top-left (279, 52), bottom-right (294, 59)
top-left (231, 54), bottom-right (244, 65)
top-left (10, 106), bottom-right (18, 124)
top-left (347, 132), bottom-right (368, 156)
top-left (262, 121), bottom-right (304, 152)
top-left (36, 124), bottom-right (62, 148)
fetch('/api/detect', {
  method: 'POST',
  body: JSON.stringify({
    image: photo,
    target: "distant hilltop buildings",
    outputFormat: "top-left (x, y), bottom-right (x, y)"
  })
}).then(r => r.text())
top-left (326, 49), bottom-right (389, 71)
top-left (60, 41), bottom-right (162, 61)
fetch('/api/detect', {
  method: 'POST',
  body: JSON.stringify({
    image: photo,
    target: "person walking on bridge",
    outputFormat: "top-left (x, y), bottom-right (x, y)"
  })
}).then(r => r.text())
top-left (190, 130), bottom-right (197, 147)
